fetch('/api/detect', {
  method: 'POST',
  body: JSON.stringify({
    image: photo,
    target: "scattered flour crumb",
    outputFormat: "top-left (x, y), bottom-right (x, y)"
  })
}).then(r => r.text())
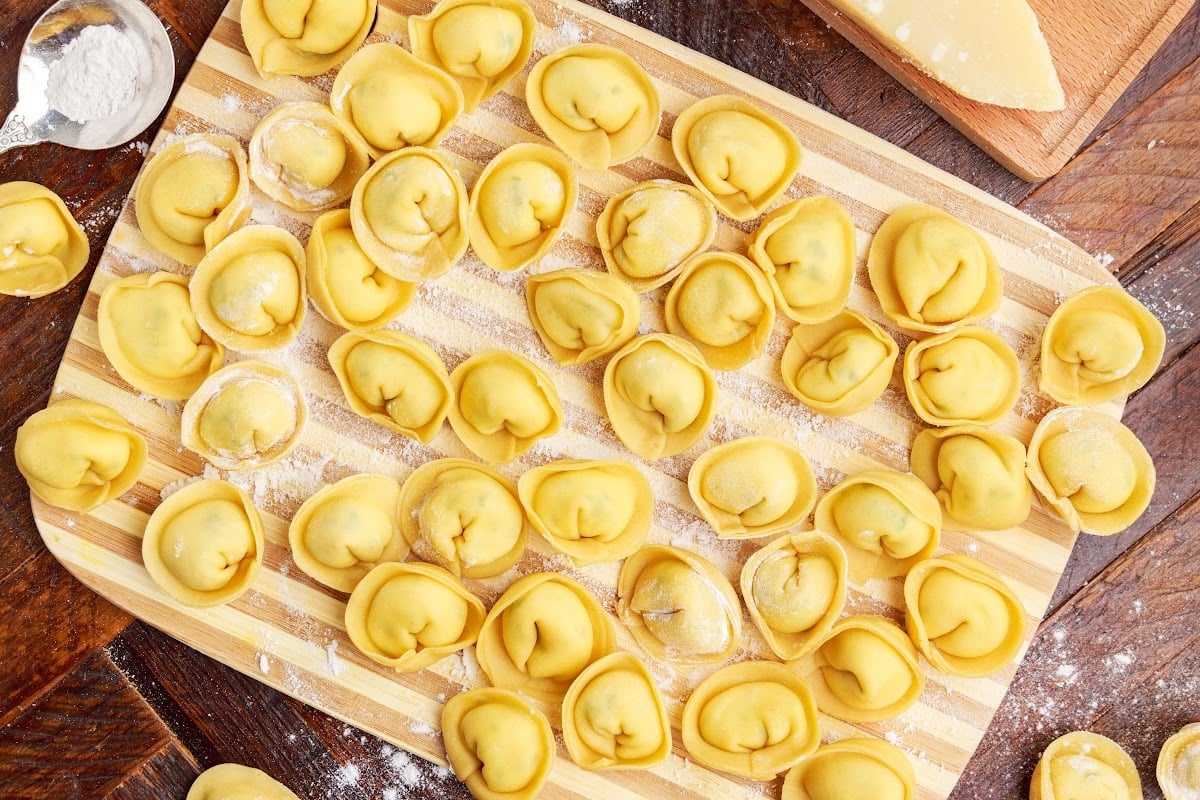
top-left (1147, 139), bottom-right (1157, 149)
top-left (258, 653), bottom-right (269, 674)
top-left (335, 762), bottom-right (360, 787)
top-left (326, 641), bottom-right (347, 677)
top-left (1094, 252), bottom-right (1115, 268)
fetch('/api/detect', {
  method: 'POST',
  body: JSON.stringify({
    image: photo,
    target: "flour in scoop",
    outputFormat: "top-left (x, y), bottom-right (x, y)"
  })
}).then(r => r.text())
top-left (47, 25), bottom-right (144, 123)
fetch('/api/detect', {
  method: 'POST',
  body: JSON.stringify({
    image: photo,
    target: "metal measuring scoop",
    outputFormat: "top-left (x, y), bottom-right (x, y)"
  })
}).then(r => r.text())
top-left (0, 0), bottom-right (174, 155)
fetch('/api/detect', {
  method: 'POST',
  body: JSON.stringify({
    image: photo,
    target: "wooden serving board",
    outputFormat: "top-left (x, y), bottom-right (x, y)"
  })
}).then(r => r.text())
top-left (797, 0), bottom-right (1195, 180)
top-left (34, 1), bottom-right (1120, 798)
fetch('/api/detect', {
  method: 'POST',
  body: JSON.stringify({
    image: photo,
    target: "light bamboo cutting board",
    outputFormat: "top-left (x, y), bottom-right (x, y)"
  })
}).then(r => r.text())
top-left (798, 0), bottom-right (1196, 180)
top-left (34, 1), bottom-right (1121, 798)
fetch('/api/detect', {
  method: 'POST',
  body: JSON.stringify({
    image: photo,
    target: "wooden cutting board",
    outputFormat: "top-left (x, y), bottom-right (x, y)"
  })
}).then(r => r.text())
top-left (34, 1), bottom-right (1120, 798)
top-left (798, 0), bottom-right (1195, 180)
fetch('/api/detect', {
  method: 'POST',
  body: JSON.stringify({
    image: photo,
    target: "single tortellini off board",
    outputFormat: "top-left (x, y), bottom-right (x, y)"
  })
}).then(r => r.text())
top-left (910, 425), bottom-right (1033, 530)
top-left (448, 350), bottom-right (563, 464)
top-left (0, 181), bottom-right (88, 298)
top-left (525, 268), bottom-right (639, 365)
top-left (561, 651), bottom-right (670, 771)
top-left (688, 436), bottom-right (817, 538)
top-left (1159, 722), bottom-right (1200, 800)
top-left (782, 738), bottom-right (916, 800)
top-left (1030, 731), bottom-right (1143, 800)
top-left (781, 309), bottom-right (899, 417)
top-left (903, 325), bottom-right (1020, 427)
top-left (187, 763), bottom-right (299, 800)
top-left (441, 688), bottom-right (554, 800)
top-left (241, 0), bottom-right (376, 78)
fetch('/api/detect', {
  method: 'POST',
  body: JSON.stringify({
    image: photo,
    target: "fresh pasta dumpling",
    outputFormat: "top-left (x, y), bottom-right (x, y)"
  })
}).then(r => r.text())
top-left (141, 479), bottom-right (264, 607)
top-left (187, 763), bottom-right (300, 800)
top-left (526, 268), bottom-right (640, 365)
top-left (240, 0), bottom-right (375, 78)
top-left (1030, 731), bottom-right (1143, 800)
top-left (814, 469), bottom-right (941, 584)
top-left (596, 179), bottom-right (717, 293)
top-left (397, 459), bottom-right (526, 578)
top-left (903, 326), bottom-right (1020, 427)
top-left (0, 181), bottom-right (88, 298)
top-left (331, 42), bottom-right (463, 157)
top-left (1158, 722), bottom-right (1200, 800)
top-left (306, 209), bottom-right (415, 331)
top-left (189, 225), bottom-right (307, 353)
top-left (517, 459), bottom-right (652, 566)
top-left (288, 474), bottom-right (405, 592)
top-left (408, 0), bottom-right (536, 111)
top-left (782, 738), bottom-right (916, 800)
top-left (781, 309), bottom-right (899, 417)
top-left (134, 134), bottom-right (251, 267)
top-left (793, 615), bottom-right (924, 723)
top-left (350, 147), bottom-right (469, 283)
top-left (688, 436), bottom-right (817, 538)
top-left (868, 205), bottom-right (1002, 333)
top-left (448, 350), bottom-right (562, 464)
top-left (740, 531), bottom-right (847, 660)
top-left (248, 101), bottom-right (371, 211)
top-left (344, 561), bottom-right (485, 671)
top-left (747, 196), bottom-right (856, 323)
top-left (181, 361), bottom-right (307, 471)
top-left (664, 251), bottom-right (776, 370)
top-left (603, 333), bottom-right (717, 460)
top-left (441, 688), bottom-right (554, 800)
top-left (97, 272), bottom-right (225, 400)
top-left (1040, 285), bottom-right (1165, 406)
top-left (904, 554), bottom-right (1026, 677)
top-left (526, 43), bottom-right (661, 170)
top-left (1025, 407), bottom-right (1155, 536)
top-left (681, 661), bottom-right (821, 781)
top-left (672, 94), bottom-right (802, 221)
top-left (561, 651), bottom-right (670, 771)
top-left (617, 545), bottom-right (740, 664)
top-left (468, 143), bottom-right (578, 272)
top-left (475, 573), bottom-right (616, 701)
top-left (15, 399), bottom-right (147, 512)
top-left (328, 330), bottom-right (453, 444)
top-left (910, 425), bottom-right (1032, 530)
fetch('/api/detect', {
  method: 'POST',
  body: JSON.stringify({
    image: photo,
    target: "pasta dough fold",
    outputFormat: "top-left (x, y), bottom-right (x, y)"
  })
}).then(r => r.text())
top-left (910, 425), bottom-right (1032, 530)
top-left (241, 0), bottom-right (375, 77)
top-left (665, 251), bottom-right (776, 370)
top-left (781, 310), bottom-right (898, 417)
top-left (441, 688), bottom-right (554, 800)
top-left (561, 651), bottom-right (670, 771)
top-left (1030, 731), bottom-right (1143, 800)
top-left (688, 436), bottom-right (817, 538)
top-left (187, 763), bottom-right (299, 800)
top-left (448, 350), bottom-right (562, 464)
top-left (0, 181), bottom-right (89, 298)
top-left (782, 738), bottom-right (915, 800)
top-left (525, 268), bottom-right (639, 365)
top-left (1158, 722), bottom-right (1200, 800)
top-left (903, 326), bottom-right (1020, 427)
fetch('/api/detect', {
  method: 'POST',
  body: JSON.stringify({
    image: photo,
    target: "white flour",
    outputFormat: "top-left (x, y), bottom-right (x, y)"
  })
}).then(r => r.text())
top-left (48, 24), bottom-right (143, 123)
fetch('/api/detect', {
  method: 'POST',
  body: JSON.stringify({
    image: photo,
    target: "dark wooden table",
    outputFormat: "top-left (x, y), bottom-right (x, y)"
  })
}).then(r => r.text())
top-left (1, 2), bottom-right (1197, 798)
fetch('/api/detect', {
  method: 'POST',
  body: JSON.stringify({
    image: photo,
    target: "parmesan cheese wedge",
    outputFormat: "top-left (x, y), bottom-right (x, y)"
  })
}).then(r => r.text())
top-left (828, 0), bottom-right (1066, 111)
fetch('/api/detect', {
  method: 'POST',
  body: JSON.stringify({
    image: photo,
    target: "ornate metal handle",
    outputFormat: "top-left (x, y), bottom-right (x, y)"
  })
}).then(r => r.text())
top-left (0, 113), bottom-right (38, 155)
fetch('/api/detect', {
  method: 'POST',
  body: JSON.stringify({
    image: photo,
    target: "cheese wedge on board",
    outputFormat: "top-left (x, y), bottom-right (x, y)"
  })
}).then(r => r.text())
top-left (826, 0), bottom-right (1066, 111)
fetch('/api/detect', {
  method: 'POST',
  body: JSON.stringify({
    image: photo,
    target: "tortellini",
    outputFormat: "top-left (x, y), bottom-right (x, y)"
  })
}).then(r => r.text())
top-left (780, 309), bottom-right (899, 417)
top-left (350, 147), bottom-right (469, 282)
top-left (561, 651), bottom-right (670, 771)
top-left (782, 738), bottom-right (916, 800)
top-left (181, 361), bottom-right (307, 471)
top-left (526, 268), bottom-right (639, 365)
top-left (408, 0), bottom-right (536, 111)
top-left (189, 224), bottom-right (307, 353)
top-left (0, 181), bottom-right (88, 298)
top-left (868, 204), bottom-right (1003, 333)
top-left (15, 399), bottom-right (147, 512)
top-left (97, 272), bottom-right (224, 400)
top-left (740, 531), bottom-right (847, 660)
top-left (141, 479), bottom-right (264, 607)
top-left (910, 425), bottom-right (1033, 530)
top-left (616, 545), bottom-right (741, 664)
top-left (328, 330), bottom-right (453, 444)
top-left (526, 43), bottom-right (661, 170)
top-left (287, 474), bottom-right (405, 592)
top-left (248, 101), bottom-right (370, 211)
top-left (681, 661), bottom-right (821, 781)
top-left (331, 42), bottom-right (463, 157)
top-left (468, 143), bottom-right (578, 272)
top-left (603, 333), bottom-right (717, 460)
top-left (441, 688), bottom-right (554, 800)
top-left (344, 561), bottom-right (485, 671)
top-left (672, 94), bottom-right (802, 221)
top-left (187, 763), bottom-right (300, 800)
top-left (134, 134), bottom-right (251, 267)
top-left (664, 251), bottom-right (776, 370)
top-left (814, 469), bottom-right (942, 583)
top-left (240, 0), bottom-right (375, 78)
top-left (517, 459), bottom-right (652, 566)
top-left (398, 459), bottom-right (526, 578)
top-left (904, 555), bottom-right (1026, 677)
top-left (1025, 407), bottom-right (1155, 536)
top-left (305, 209), bottom-right (415, 331)
top-left (688, 436), bottom-right (817, 538)
top-left (448, 350), bottom-right (563, 464)
top-left (793, 614), bottom-right (924, 723)
top-left (747, 196), bottom-right (856, 323)
top-left (476, 572), bottom-right (616, 701)
top-left (596, 179), bottom-right (717, 292)
top-left (1030, 731), bottom-right (1142, 800)
top-left (1040, 285), bottom-right (1165, 406)
top-left (1158, 722), bottom-right (1200, 800)
top-left (903, 326), bottom-right (1020, 427)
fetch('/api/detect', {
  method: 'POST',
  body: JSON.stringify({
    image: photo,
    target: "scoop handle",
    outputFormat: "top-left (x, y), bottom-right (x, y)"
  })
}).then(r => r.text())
top-left (0, 110), bottom-right (40, 155)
